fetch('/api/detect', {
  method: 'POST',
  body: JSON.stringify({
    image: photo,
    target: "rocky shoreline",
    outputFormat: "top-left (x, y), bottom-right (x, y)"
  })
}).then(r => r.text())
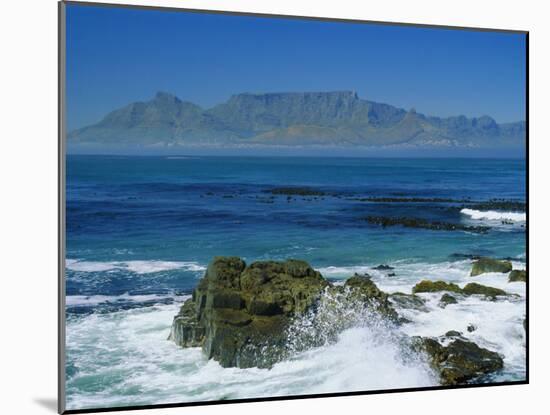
top-left (169, 256), bottom-right (525, 386)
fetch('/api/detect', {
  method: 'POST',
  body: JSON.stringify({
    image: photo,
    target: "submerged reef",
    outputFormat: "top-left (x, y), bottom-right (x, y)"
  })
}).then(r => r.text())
top-left (364, 216), bottom-right (490, 233)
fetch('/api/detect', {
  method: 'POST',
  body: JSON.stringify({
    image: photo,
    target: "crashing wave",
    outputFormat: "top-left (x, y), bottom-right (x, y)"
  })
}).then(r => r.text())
top-left (460, 208), bottom-right (526, 222)
top-left (65, 259), bottom-right (206, 274)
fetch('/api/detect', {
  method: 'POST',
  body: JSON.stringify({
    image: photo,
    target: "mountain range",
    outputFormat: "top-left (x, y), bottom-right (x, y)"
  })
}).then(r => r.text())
top-left (68, 91), bottom-right (525, 151)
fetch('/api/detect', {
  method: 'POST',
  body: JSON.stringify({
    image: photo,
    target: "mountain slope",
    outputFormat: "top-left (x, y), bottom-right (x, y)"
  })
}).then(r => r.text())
top-left (68, 91), bottom-right (526, 150)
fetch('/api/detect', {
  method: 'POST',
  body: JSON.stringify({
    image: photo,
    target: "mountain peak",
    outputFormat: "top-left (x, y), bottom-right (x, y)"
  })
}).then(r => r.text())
top-left (154, 91), bottom-right (181, 103)
top-left (68, 90), bottom-right (526, 151)
top-left (230, 90), bottom-right (359, 100)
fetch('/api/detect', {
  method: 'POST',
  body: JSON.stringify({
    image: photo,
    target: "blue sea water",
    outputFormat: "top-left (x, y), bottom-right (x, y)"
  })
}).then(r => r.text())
top-left (65, 156), bottom-right (526, 410)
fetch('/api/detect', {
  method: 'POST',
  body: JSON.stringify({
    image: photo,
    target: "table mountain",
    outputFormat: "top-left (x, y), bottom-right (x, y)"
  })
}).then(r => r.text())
top-left (68, 91), bottom-right (525, 150)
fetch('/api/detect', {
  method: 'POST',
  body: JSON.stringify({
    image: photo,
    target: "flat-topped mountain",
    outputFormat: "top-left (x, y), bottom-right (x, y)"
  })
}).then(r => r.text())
top-left (68, 91), bottom-right (525, 151)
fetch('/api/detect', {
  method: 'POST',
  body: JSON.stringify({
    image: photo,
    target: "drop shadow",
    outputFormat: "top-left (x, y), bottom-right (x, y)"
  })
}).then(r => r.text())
top-left (34, 398), bottom-right (58, 413)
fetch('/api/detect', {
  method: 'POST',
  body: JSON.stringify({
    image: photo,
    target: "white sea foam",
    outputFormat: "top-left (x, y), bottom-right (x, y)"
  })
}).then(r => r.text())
top-left (65, 258), bottom-right (526, 410)
top-left (461, 208), bottom-right (526, 222)
top-left (315, 258), bottom-right (526, 379)
top-left (317, 265), bottom-right (373, 278)
top-left (65, 299), bottom-right (436, 410)
top-left (66, 259), bottom-right (206, 274)
top-left (377, 260), bottom-right (526, 383)
top-left (319, 260), bottom-right (474, 294)
top-left (400, 293), bottom-right (525, 378)
top-left (66, 293), bottom-right (185, 307)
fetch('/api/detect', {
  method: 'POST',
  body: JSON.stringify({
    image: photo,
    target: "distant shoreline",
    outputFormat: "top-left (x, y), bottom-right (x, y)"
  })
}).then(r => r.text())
top-left (65, 150), bottom-right (527, 159)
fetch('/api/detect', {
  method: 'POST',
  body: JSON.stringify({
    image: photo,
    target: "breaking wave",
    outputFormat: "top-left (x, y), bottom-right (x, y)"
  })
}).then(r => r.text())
top-left (66, 259), bottom-right (206, 274)
top-left (64, 258), bottom-right (526, 410)
top-left (66, 293), bottom-right (184, 307)
top-left (460, 208), bottom-right (526, 222)
top-left (65, 292), bottom-right (436, 410)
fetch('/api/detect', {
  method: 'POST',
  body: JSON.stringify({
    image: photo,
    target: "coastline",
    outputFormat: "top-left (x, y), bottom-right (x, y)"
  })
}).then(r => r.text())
top-left (64, 156), bottom-right (526, 410)
top-left (65, 255), bottom-right (526, 410)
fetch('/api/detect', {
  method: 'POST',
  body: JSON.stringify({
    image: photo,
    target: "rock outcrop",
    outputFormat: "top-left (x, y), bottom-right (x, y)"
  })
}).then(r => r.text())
top-left (373, 264), bottom-right (394, 270)
top-left (170, 257), bottom-right (506, 384)
top-left (169, 257), bottom-right (328, 368)
top-left (413, 280), bottom-right (462, 294)
top-left (470, 258), bottom-right (513, 276)
top-left (462, 282), bottom-right (507, 297)
top-left (413, 280), bottom-right (508, 300)
top-left (413, 335), bottom-right (504, 385)
top-left (508, 269), bottom-right (527, 283)
top-left (439, 293), bottom-right (458, 308)
top-left (342, 274), bottom-right (400, 321)
top-left (390, 292), bottom-right (428, 312)
top-left (169, 257), bottom-right (398, 368)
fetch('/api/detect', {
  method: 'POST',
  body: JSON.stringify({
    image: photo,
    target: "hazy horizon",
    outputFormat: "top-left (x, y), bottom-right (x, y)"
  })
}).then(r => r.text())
top-left (67, 4), bottom-right (526, 131)
top-left (66, 145), bottom-right (527, 159)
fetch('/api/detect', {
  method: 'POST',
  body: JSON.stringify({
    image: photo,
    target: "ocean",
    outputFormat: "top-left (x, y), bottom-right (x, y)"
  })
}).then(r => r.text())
top-left (64, 155), bottom-right (526, 410)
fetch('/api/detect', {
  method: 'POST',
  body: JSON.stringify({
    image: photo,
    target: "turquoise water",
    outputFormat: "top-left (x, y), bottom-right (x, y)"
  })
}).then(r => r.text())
top-left (65, 156), bottom-right (526, 410)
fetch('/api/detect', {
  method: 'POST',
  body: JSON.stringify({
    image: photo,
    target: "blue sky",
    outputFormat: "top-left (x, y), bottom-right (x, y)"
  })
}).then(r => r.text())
top-left (66, 3), bottom-right (526, 131)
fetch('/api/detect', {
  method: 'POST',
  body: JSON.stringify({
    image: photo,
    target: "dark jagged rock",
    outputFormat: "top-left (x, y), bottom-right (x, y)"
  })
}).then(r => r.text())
top-left (470, 257), bottom-right (512, 276)
top-left (343, 274), bottom-right (400, 321)
top-left (168, 299), bottom-right (205, 347)
top-left (413, 336), bottom-right (503, 385)
top-left (372, 264), bottom-right (394, 270)
top-left (389, 292), bottom-right (428, 312)
top-left (445, 330), bottom-right (463, 337)
top-left (439, 293), bottom-right (458, 308)
top-left (467, 324), bottom-right (477, 332)
top-left (451, 253), bottom-right (524, 263)
top-left (364, 216), bottom-right (490, 234)
top-left (170, 257), bottom-right (328, 368)
top-left (351, 197), bottom-right (466, 203)
top-left (413, 280), bottom-right (509, 300)
top-left (412, 280), bottom-right (462, 294)
top-left (268, 187), bottom-right (327, 196)
top-left (462, 282), bottom-right (507, 297)
top-left (508, 270), bottom-right (527, 283)
top-left (170, 258), bottom-right (398, 369)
